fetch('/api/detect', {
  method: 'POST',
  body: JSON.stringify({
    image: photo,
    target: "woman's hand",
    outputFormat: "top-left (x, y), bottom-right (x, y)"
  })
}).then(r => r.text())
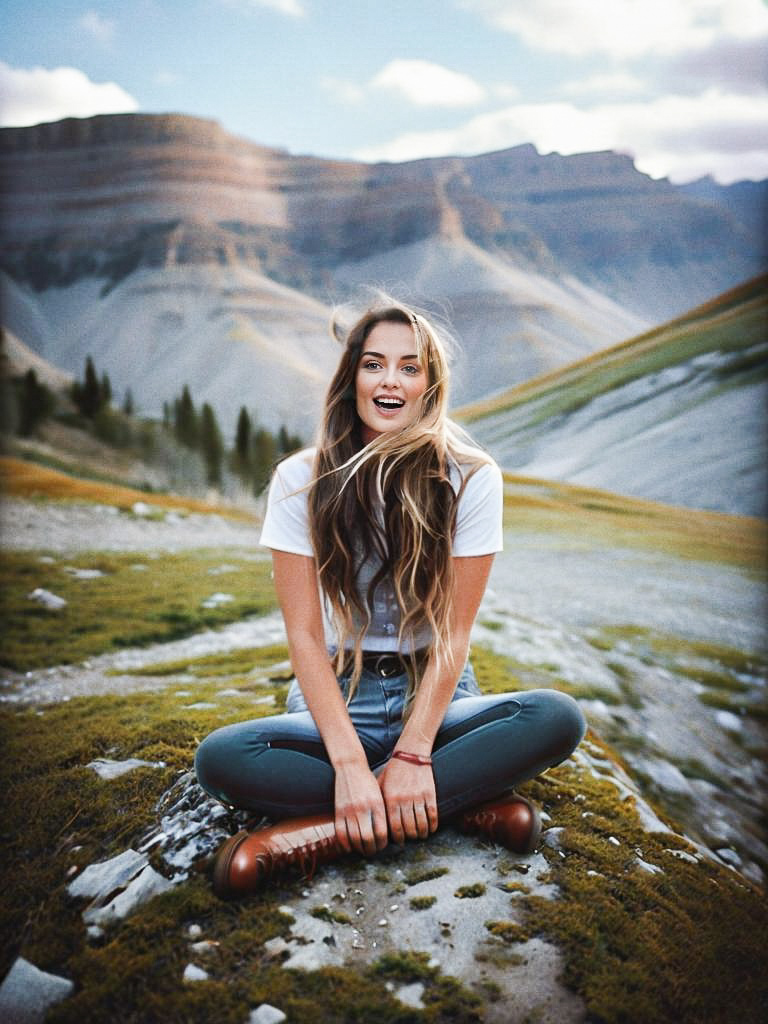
top-left (378, 756), bottom-right (438, 845)
top-left (333, 760), bottom-right (389, 856)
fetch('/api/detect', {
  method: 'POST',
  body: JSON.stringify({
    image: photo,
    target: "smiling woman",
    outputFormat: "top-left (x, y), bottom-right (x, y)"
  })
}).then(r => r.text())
top-left (355, 320), bottom-right (429, 443)
top-left (194, 299), bottom-right (586, 897)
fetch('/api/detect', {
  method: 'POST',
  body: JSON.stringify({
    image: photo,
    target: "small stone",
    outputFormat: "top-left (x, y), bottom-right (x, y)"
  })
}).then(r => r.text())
top-left (248, 1004), bottom-right (287, 1024)
top-left (190, 940), bottom-right (219, 955)
top-left (377, 918), bottom-right (388, 927)
top-left (187, 924), bottom-right (202, 939)
top-left (389, 904), bottom-right (399, 912)
top-left (394, 982), bottom-right (425, 1010)
top-left (183, 963), bottom-right (209, 983)
top-left (67, 865), bottom-right (79, 878)
top-left (201, 592), bottom-right (235, 608)
top-left (27, 588), bottom-right (67, 610)
top-left (68, 849), bottom-right (147, 902)
top-left (86, 925), bottom-right (104, 941)
top-left (0, 957), bottom-right (74, 1021)
top-left (608, 836), bottom-right (620, 847)
top-left (664, 848), bottom-right (699, 865)
top-left (263, 937), bottom-right (290, 959)
top-left (715, 710), bottom-right (743, 733)
top-left (543, 827), bottom-right (565, 849)
top-left (183, 702), bottom-right (219, 710)
top-left (716, 847), bottom-right (742, 867)
top-left (82, 864), bottom-right (173, 926)
top-left (87, 757), bottom-right (164, 780)
top-left (132, 501), bottom-right (153, 517)
top-left (634, 857), bottom-right (664, 875)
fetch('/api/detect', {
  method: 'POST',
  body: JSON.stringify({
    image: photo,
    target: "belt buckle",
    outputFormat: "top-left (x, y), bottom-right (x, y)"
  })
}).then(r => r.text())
top-left (375, 655), bottom-right (401, 678)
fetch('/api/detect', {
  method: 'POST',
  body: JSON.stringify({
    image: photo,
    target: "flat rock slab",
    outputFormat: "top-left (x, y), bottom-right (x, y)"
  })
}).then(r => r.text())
top-left (270, 831), bottom-right (584, 1023)
top-left (0, 957), bottom-right (74, 1023)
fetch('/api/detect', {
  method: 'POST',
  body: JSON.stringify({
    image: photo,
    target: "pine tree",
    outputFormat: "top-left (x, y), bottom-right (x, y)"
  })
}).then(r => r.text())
top-left (122, 388), bottom-right (134, 416)
top-left (174, 385), bottom-right (199, 449)
top-left (101, 372), bottom-right (112, 406)
top-left (17, 369), bottom-right (55, 436)
top-left (200, 402), bottom-right (223, 486)
top-left (252, 427), bottom-right (277, 494)
top-left (76, 355), bottom-right (102, 419)
top-left (234, 406), bottom-right (252, 476)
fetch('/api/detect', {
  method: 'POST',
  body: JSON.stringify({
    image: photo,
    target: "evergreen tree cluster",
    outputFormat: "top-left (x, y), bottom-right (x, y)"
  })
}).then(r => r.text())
top-left (231, 406), bottom-right (302, 494)
top-left (3, 348), bottom-right (302, 498)
top-left (167, 387), bottom-right (302, 495)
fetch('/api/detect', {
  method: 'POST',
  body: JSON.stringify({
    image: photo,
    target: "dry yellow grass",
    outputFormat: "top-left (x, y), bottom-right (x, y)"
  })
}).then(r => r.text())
top-left (0, 456), bottom-right (258, 521)
top-left (503, 473), bottom-right (767, 571)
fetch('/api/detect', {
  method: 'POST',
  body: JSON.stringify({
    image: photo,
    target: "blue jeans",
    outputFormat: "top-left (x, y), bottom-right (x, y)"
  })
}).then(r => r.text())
top-left (195, 662), bottom-right (586, 819)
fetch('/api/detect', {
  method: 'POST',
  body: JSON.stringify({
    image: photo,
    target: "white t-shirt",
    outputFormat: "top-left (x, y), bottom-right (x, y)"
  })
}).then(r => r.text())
top-left (260, 446), bottom-right (503, 651)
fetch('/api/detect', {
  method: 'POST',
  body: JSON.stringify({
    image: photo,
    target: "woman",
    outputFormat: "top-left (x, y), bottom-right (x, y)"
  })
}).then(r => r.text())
top-left (195, 302), bottom-right (585, 897)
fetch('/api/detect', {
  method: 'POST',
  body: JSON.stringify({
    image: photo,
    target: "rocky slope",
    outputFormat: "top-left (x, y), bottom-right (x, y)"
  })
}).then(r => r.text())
top-left (459, 275), bottom-right (768, 517)
top-left (1, 113), bottom-right (764, 433)
top-left (1, 482), bottom-right (766, 1023)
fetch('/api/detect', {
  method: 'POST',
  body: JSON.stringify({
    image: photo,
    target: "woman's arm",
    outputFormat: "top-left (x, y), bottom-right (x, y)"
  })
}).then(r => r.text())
top-left (271, 550), bottom-right (389, 856)
top-left (377, 554), bottom-right (494, 843)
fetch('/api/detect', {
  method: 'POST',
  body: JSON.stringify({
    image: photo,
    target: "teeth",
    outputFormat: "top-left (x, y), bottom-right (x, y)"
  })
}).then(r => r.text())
top-left (375, 397), bottom-right (404, 407)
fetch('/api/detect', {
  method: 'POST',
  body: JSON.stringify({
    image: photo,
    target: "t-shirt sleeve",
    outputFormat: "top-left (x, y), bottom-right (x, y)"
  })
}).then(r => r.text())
top-left (259, 450), bottom-right (315, 556)
top-left (452, 460), bottom-right (504, 556)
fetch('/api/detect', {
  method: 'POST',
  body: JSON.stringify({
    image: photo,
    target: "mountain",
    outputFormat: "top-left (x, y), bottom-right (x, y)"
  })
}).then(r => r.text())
top-left (0, 113), bottom-right (764, 433)
top-left (457, 275), bottom-right (768, 517)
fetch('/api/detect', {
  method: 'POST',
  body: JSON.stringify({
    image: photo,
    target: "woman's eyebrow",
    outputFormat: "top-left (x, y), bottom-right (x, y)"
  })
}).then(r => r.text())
top-left (360, 350), bottom-right (419, 361)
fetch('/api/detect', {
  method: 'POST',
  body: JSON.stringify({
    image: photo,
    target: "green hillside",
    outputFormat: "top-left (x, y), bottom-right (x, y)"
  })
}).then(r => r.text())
top-left (456, 273), bottom-right (767, 428)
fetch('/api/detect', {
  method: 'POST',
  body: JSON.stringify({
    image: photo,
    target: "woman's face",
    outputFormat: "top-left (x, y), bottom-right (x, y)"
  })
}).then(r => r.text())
top-left (354, 320), bottom-right (429, 445)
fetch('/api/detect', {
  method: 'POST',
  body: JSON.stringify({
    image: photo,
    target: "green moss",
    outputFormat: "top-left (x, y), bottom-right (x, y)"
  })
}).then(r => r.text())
top-left (405, 866), bottom-right (450, 886)
top-left (484, 920), bottom-right (528, 944)
top-left (311, 905), bottom-right (353, 925)
top-left (0, 549), bottom-right (277, 671)
top-left (516, 760), bottom-right (768, 1024)
top-left (454, 884), bottom-right (486, 899)
top-left (410, 896), bottom-right (437, 910)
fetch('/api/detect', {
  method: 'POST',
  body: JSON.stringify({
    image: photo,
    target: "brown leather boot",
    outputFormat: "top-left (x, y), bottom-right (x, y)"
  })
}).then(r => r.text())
top-left (212, 814), bottom-right (346, 898)
top-left (458, 793), bottom-right (541, 854)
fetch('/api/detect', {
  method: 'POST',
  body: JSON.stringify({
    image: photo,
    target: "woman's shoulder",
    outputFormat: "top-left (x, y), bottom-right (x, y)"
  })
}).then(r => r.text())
top-left (272, 446), bottom-right (317, 490)
top-left (448, 447), bottom-right (502, 490)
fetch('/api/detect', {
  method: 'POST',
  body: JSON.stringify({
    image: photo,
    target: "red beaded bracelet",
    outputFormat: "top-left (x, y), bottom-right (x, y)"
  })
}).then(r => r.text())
top-left (391, 750), bottom-right (433, 766)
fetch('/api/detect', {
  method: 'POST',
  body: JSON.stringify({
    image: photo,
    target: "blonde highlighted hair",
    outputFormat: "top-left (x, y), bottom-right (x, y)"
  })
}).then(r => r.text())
top-left (308, 299), bottom-right (491, 709)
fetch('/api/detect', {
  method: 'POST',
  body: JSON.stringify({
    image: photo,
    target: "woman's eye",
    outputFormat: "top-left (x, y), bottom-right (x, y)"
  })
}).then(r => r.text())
top-left (402, 365), bottom-right (420, 375)
top-left (363, 360), bottom-right (381, 370)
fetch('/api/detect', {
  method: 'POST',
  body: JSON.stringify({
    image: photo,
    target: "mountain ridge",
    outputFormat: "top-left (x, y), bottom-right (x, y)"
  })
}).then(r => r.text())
top-left (0, 112), bottom-right (764, 435)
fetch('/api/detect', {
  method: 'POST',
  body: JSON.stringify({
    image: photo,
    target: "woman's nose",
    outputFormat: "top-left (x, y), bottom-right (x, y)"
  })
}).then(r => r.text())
top-left (383, 365), bottom-right (399, 387)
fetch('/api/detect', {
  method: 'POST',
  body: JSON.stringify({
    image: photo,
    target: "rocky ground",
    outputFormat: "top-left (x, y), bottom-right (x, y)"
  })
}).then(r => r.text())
top-left (1, 497), bottom-right (766, 1023)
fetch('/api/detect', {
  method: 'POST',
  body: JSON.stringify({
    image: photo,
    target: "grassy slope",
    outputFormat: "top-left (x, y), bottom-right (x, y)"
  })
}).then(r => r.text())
top-left (456, 273), bottom-right (768, 427)
top-left (0, 455), bottom-right (257, 519)
top-left (501, 474), bottom-right (767, 572)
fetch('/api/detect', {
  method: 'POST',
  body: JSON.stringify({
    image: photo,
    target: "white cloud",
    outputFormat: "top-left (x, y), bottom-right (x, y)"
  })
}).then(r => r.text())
top-left (564, 73), bottom-right (646, 97)
top-left (320, 75), bottom-right (365, 105)
top-left (79, 10), bottom-right (116, 43)
top-left (0, 62), bottom-right (138, 128)
top-left (245, 0), bottom-right (305, 15)
top-left (371, 59), bottom-right (486, 107)
top-left (458, 0), bottom-right (768, 58)
top-left (353, 88), bottom-right (768, 184)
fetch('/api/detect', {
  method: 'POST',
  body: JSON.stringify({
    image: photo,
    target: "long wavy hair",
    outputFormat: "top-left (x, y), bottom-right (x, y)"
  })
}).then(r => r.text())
top-left (308, 300), bottom-right (491, 709)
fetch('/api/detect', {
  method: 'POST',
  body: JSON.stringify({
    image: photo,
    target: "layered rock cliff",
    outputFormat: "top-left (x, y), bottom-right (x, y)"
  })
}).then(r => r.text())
top-left (0, 113), bottom-right (764, 432)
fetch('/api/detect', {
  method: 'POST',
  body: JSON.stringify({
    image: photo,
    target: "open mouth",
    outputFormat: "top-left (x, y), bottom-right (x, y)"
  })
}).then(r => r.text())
top-left (373, 396), bottom-right (405, 410)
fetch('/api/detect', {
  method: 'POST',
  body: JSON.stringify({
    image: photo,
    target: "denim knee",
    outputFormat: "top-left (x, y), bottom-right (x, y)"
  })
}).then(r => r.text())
top-left (194, 724), bottom-right (264, 804)
top-left (537, 688), bottom-right (587, 761)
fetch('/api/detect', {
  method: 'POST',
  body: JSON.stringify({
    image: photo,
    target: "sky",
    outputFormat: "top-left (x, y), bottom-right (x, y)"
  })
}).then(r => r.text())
top-left (1, 0), bottom-right (767, 184)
